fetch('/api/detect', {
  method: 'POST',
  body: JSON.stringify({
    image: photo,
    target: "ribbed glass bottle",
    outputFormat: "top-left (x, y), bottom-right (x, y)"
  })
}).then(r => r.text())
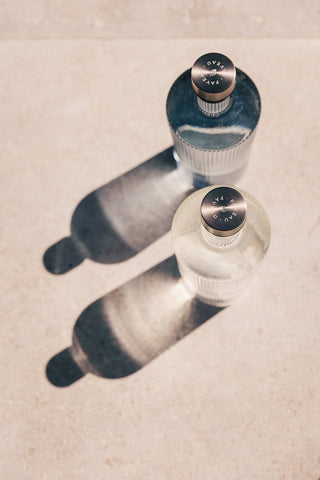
top-left (166, 53), bottom-right (261, 187)
top-left (171, 186), bottom-right (271, 307)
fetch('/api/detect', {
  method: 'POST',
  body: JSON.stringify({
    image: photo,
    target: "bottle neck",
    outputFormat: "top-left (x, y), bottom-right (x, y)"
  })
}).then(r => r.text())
top-left (200, 224), bottom-right (241, 248)
top-left (196, 94), bottom-right (232, 117)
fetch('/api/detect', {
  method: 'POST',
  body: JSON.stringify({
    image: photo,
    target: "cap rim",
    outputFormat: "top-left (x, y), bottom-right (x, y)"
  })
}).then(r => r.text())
top-left (191, 77), bottom-right (236, 102)
top-left (200, 215), bottom-right (246, 237)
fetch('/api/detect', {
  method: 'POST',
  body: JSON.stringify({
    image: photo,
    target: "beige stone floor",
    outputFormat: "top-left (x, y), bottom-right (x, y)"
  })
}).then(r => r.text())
top-left (1, 2), bottom-right (320, 479)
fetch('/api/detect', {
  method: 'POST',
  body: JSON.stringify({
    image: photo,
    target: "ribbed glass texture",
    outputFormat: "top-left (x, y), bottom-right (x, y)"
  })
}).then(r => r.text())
top-left (197, 95), bottom-right (232, 117)
top-left (200, 224), bottom-right (241, 247)
top-left (167, 68), bottom-right (261, 187)
top-left (171, 186), bottom-right (271, 307)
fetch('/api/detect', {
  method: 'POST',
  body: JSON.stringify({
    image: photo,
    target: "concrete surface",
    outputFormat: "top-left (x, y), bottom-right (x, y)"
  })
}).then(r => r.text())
top-left (1, 2), bottom-right (320, 479)
top-left (0, 0), bottom-right (319, 38)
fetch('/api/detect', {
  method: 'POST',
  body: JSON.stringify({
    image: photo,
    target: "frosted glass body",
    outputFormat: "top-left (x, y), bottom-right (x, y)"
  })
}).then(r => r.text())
top-left (166, 68), bottom-right (261, 187)
top-left (171, 187), bottom-right (271, 307)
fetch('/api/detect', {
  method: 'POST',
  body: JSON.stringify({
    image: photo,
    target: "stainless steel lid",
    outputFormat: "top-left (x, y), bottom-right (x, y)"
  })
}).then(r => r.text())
top-left (191, 53), bottom-right (236, 102)
top-left (200, 186), bottom-right (247, 237)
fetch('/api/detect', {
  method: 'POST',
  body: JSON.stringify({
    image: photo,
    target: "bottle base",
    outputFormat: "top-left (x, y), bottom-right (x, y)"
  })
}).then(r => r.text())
top-left (177, 257), bottom-right (258, 308)
top-left (173, 149), bottom-right (249, 187)
top-left (181, 275), bottom-right (256, 308)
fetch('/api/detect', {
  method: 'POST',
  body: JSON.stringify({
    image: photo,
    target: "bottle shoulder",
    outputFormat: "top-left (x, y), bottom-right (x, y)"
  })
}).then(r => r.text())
top-left (166, 68), bottom-right (261, 133)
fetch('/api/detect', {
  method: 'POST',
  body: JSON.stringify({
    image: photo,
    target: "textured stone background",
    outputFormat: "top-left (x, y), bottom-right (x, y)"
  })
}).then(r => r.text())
top-left (1, 2), bottom-right (320, 479)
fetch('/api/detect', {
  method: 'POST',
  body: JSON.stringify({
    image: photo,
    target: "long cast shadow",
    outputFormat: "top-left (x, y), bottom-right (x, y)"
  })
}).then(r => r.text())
top-left (43, 148), bottom-right (194, 274)
top-left (46, 256), bottom-right (223, 387)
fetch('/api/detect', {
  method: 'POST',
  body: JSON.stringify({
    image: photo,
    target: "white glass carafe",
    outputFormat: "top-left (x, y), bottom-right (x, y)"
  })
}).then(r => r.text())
top-left (171, 186), bottom-right (271, 307)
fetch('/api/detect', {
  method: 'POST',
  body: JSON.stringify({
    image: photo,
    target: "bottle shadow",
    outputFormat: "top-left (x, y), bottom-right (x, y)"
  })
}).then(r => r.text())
top-left (43, 147), bottom-right (194, 274)
top-left (46, 256), bottom-right (223, 387)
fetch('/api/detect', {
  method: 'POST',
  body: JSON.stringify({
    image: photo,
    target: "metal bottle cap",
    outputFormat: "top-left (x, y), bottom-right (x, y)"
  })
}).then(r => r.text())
top-left (191, 53), bottom-right (236, 102)
top-left (200, 186), bottom-right (247, 237)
